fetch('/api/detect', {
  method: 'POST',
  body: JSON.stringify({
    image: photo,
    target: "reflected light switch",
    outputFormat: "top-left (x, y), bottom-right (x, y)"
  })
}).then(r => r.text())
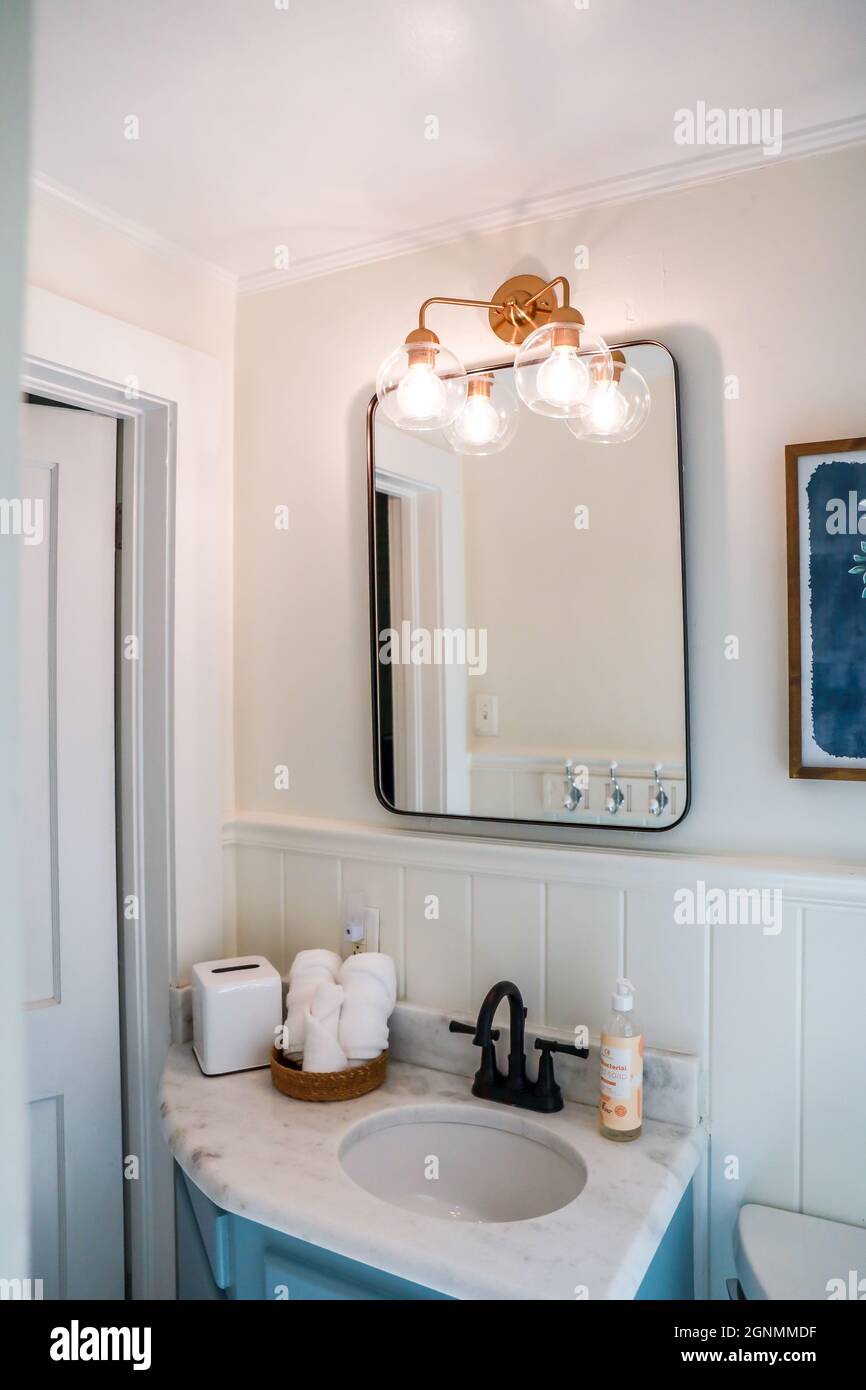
top-left (474, 695), bottom-right (499, 736)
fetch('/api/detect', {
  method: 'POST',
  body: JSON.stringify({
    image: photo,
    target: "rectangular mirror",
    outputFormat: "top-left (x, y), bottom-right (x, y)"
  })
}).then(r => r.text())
top-left (367, 342), bottom-right (688, 831)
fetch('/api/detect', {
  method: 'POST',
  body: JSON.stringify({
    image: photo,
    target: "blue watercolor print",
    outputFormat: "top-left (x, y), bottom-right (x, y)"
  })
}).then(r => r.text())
top-left (806, 459), bottom-right (866, 758)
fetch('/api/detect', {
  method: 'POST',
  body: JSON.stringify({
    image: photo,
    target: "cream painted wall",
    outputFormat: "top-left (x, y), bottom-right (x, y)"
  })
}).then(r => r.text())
top-left (234, 142), bottom-right (866, 862)
top-left (24, 195), bottom-right (236, 976)
top-left (27, 186), bottom-right (236, 364)
top-left (25, 288), bottom-right (232, 982)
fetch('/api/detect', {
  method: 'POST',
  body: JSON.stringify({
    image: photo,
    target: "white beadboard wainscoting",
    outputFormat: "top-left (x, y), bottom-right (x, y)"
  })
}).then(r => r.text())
top-left (223, 813), bottom-right (866, 1301)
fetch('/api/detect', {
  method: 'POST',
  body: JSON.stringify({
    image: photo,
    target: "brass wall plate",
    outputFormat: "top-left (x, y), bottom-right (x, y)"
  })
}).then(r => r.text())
top-left (488, 274), bottom-right (557, 345)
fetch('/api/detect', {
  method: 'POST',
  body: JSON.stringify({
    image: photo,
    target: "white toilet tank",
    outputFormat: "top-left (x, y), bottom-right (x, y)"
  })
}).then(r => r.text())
top-left (734, 1204), bottom-right (866, 1300)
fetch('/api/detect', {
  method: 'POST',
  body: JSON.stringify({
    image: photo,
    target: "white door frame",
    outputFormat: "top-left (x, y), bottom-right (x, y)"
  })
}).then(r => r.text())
top-left (375, 454), bottom-right (470, 814)
top-left (21, 353), bottom-right (176, 1300)
top-left (376, 471), bottom-right (441, 809)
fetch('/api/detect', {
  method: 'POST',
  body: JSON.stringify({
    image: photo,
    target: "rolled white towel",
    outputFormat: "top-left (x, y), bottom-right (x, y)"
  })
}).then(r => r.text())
top-left (284, 966), bottom-right (333, 1054)
top-left (339, 952), bottom-right (397, 1008)
top-left (341, 1006), bottom-right (389, 1062)
top-left (338, 953), bottom-right (397, 1060)
top-left (302, 982), bottom-right (348, 1072)
top-left (289, 948), bottom-right (342, 981)
top-left (283, 949), bottom-right (342, 1055)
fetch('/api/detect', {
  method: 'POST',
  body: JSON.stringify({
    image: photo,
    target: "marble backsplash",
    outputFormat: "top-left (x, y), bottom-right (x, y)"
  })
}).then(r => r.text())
top-left (170, 985), bottom-right (700, 1129)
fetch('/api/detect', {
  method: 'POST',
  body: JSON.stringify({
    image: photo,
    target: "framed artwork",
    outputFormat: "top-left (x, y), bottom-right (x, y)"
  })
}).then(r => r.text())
top-left (786, 436), bottom-right (866, 779)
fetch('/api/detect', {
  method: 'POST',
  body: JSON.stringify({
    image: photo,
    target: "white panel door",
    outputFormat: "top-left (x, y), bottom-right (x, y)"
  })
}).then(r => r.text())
top-left (20, 403), bottom-right (124, 1300)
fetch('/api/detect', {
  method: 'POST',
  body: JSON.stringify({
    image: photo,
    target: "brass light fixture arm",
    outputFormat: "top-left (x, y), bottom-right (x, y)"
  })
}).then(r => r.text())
top-left (417, 296), bottom-right (506, 331)
top-left (524, 274), bottom-right (571, 311)
top-left (414, 273), bottom-right (575, 348)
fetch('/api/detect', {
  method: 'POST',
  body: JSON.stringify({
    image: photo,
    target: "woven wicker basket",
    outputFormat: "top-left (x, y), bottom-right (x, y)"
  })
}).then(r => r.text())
top-left (269, 1045), bottom-right (388, 1102)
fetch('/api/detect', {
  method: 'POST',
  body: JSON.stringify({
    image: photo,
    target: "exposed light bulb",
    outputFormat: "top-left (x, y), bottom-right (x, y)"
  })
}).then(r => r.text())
top-left (444, 374), bottom-right (518, 455)
top-left (453, 394), bottom-right (500, 446)
top-left (584, 382), bottom-right (629, 435)
top-left (395, 362), bottom-right (447, 421)
top-left (536, 346), bottom-right (590, 409)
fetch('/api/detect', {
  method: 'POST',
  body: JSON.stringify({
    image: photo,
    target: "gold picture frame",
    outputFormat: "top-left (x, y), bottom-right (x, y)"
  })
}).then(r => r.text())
top-left (786, 435), bottom-right (866, 779)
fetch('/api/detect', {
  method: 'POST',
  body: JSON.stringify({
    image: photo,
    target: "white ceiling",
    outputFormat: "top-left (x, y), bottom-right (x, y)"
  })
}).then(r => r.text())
top-left (30, 0), bottom-right (866, 291)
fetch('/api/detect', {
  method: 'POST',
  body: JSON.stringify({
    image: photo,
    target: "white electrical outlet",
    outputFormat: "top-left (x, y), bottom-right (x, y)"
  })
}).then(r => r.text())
top-left (474, 694), bottom-right (499, 736)
top-left (343, 893), bottom-right (381, 956)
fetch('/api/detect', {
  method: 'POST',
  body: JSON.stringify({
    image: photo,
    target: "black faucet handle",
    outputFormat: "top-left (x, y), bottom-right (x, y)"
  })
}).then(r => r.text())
top-left (449, 1019), bottom-right (500, 1041)
top-left (534, 1037), bottom-right (589, 1060)
top-left (532, 1036), bottom-right (589, 1113)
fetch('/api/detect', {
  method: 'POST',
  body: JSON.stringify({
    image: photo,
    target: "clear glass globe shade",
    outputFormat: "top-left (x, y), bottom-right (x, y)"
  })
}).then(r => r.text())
top-left (567, 365), bottom-right (651, 445)
top-left (376, 341), bottom-right (467, 431)
top-left (443, 377), bottom-right (519, 456)
top-left (514, 322), bottom-right (612, 419)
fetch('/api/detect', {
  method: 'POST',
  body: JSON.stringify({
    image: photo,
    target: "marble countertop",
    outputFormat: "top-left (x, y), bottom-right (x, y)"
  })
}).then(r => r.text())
top-left (161, 1044), bottom-right (704, 1300)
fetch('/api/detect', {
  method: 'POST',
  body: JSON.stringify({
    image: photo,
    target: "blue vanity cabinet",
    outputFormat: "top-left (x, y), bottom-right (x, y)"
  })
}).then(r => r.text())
top-left (175, 1164), bottom-right (228, 1300)
top-left (174, 1166), bottom-right (449, 1301)
top-left (635, 1183), bottom-right (694, 1300)
top-left (175, 1164), bottom-right (692, 1301)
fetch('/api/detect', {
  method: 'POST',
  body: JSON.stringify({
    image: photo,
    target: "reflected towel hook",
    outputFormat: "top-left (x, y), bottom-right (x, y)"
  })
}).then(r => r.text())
top-left (606, 762), bottom-right (625, 815)
top-left (649, 764), bottom-right (669, 817)
top-left (563, 760), bottom-right (585, 812)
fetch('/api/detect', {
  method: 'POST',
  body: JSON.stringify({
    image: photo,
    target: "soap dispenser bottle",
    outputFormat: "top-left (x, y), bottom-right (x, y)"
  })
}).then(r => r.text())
top-left (599, 977), bottom-right (643, 1142)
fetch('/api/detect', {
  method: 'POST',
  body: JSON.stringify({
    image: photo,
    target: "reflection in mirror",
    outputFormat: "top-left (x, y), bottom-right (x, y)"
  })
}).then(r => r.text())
top-left (369, 343), bottom-right (688, 830)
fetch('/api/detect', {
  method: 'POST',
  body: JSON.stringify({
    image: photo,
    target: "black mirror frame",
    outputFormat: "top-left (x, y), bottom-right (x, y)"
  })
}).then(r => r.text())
top-left (366, 340), bottom-right (690, 835)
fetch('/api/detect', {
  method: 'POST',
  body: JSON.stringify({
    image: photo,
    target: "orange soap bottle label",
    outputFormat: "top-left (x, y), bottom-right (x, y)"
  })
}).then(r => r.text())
top-left (599, 1034), bottom-right (643, 1131)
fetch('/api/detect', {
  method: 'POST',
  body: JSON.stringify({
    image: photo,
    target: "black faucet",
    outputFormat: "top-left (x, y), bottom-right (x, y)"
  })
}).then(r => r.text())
top-left (449, 980), bottom-right (588, 1113)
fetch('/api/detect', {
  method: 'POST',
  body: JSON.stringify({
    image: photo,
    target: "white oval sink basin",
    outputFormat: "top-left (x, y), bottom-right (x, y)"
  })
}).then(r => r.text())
top-left (338, 1104), bottom-right (586, 1223)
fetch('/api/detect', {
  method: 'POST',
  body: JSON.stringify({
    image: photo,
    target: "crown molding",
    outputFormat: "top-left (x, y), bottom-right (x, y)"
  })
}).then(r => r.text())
top-left (30, 171), bottom-right (239, 290)
top-left (30, 112), bottom-right (866, 299)
top-left (238, 112), bottom-right (866, 295)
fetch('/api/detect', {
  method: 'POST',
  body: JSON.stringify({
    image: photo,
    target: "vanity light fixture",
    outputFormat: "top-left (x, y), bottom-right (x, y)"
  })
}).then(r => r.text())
top-left (567, 349), bottom-right (652, 446)
top-left (375, 329), bottom-right (467, 432)
top-left (443, 372), bottom-right (519, 456)
top-left (375, 273), bottom-right (650, 448)
top-left (513, 306), bottom-right (612, 419)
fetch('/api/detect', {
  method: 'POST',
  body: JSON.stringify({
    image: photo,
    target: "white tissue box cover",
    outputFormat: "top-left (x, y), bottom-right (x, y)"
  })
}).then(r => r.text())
top-left (192, 955), bottom-right (282, 1075)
